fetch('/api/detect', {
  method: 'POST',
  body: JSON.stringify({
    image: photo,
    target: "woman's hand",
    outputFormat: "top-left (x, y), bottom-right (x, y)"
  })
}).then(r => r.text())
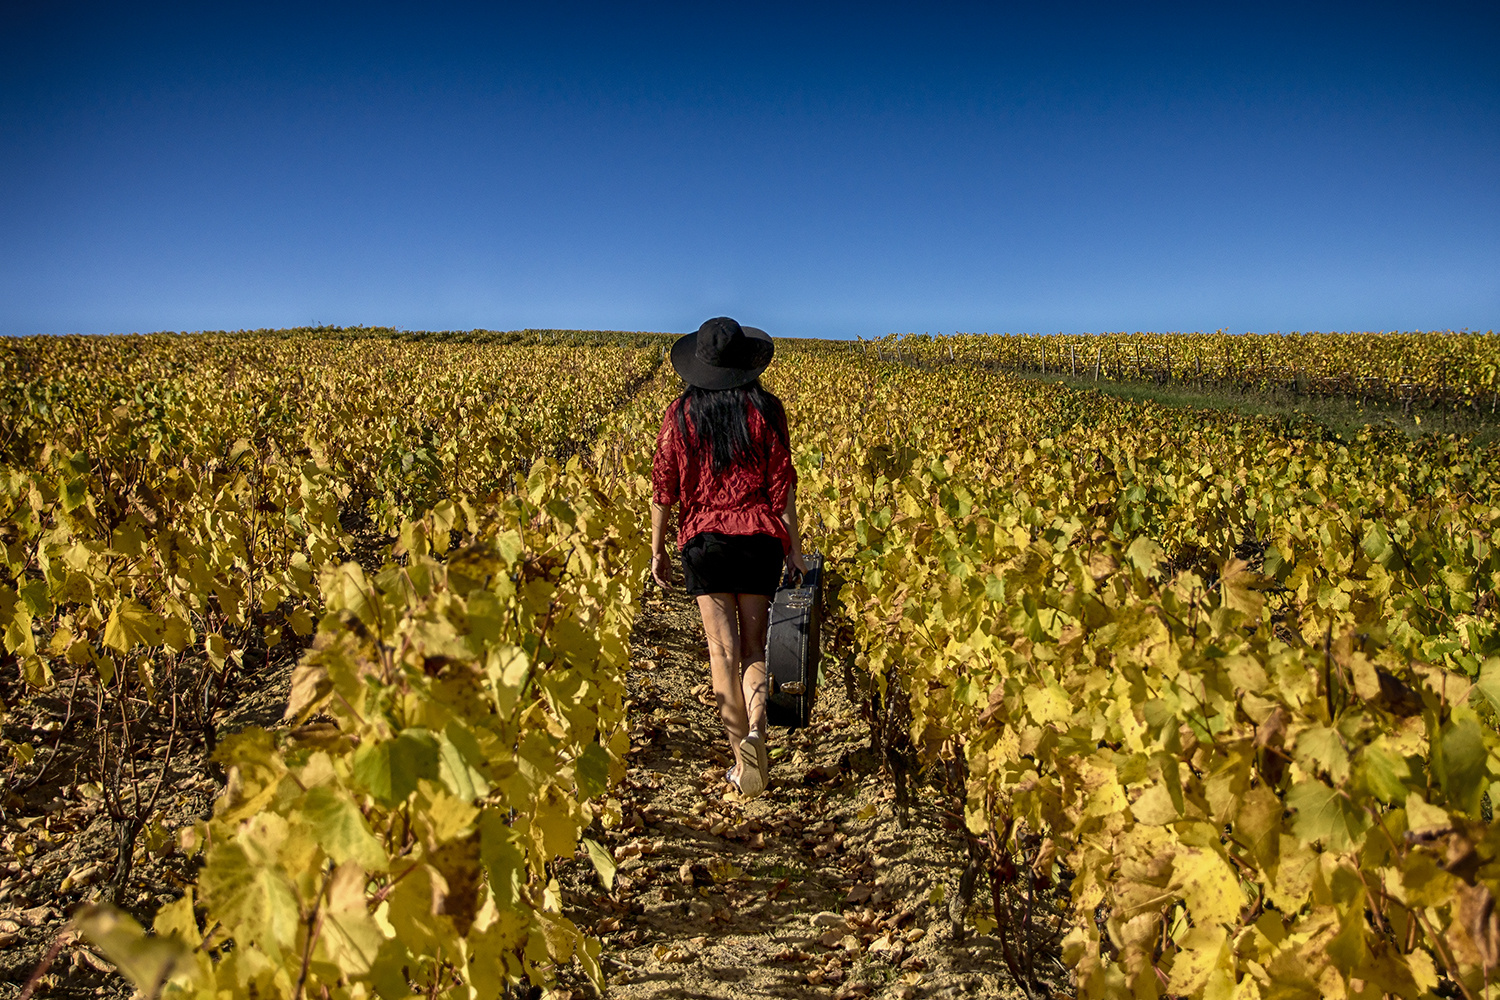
top-left (786, 550), bottom-right (808, 580)
top-left (651, 549), bottom-right (673, 589)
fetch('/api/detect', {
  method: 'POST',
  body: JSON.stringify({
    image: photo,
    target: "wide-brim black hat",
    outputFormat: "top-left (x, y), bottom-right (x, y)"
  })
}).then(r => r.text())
top-left (670, 317), bottom-right (774, 390)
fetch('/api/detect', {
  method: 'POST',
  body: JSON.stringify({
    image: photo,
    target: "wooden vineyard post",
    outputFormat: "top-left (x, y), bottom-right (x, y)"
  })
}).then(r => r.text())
top-left (1094, 348), bottom-right (1101, 382)
top-left (1070, 343), bottom-right (1076, 376)
top-left (1041, 342), bottom-right (1046, 375)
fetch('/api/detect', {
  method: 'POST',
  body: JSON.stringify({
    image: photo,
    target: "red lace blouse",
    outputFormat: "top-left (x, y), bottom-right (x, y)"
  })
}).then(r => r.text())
top-left (651, 397), bottom-right (796, 553)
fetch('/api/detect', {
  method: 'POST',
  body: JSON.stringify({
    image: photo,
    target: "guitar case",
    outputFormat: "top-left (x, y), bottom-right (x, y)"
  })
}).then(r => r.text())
top-left (765, 553), bottom-right (822, 729)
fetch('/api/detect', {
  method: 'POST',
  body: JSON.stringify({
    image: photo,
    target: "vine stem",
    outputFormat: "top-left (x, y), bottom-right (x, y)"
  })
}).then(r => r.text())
top-left (1413, 906), bottom-right (1481, 1000)
top-left (293, 866), bottom-right (334, 1000)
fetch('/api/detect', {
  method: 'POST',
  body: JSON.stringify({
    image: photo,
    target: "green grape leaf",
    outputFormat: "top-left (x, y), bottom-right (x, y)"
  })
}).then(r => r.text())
top-left (299, 785), bottom-right (387, 871)
top-left (1293, 723), bottom-right (1350, 784)
top-left (576, 743), bottom-right (610, 801)
top-left (60, 477), bottom-right (88, 512)
top-left (438, 722), bottom-right (490, 802)
top-left (353, 729), bottom-right (440, 807)
top-left (17, 580), bottom-right (51, 617)
top-left (1286, 779), bottom-right (1368, 850)
top-left (1438, 717), bottom-right (1488, 814)
top-left (480, 809), bottom-right (527, 909)
top-left (1357, 742), bottom-right (1414, 803)
top-left (1476, 657), bottom-right (1500, 715)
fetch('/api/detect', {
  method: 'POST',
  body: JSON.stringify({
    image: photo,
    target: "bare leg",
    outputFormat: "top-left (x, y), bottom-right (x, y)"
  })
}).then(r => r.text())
top-left (737, 594), bottom-right (770, 736)
top-left (697, 593), bottom-right (750, 772)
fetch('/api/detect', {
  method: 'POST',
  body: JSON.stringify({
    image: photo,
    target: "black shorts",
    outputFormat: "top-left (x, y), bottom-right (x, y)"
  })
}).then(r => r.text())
top-left (681, 532), bottom-right (784, 597)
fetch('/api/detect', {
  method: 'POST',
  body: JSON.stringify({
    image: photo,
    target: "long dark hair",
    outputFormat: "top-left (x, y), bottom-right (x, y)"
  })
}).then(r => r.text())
top-left (676, 379), bottom-right (789, 475)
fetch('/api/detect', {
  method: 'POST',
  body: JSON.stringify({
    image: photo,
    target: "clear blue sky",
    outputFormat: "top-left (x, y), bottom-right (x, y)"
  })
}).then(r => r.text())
top-left (2, 2), bottom-right (1496, 339)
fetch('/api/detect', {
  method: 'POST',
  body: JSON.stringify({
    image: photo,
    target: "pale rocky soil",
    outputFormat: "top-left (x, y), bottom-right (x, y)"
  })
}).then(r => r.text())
top-left (550, 581), bottom-right (1034, 1000)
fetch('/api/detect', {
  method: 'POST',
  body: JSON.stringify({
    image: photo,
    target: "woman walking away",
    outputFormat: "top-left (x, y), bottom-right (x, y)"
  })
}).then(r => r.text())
top-left (650, 317), bottom-right (806, 799)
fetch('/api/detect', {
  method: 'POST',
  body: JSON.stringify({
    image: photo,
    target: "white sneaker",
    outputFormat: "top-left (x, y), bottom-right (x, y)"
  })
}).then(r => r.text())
top-left (738, 731), bottom-right (768, 798)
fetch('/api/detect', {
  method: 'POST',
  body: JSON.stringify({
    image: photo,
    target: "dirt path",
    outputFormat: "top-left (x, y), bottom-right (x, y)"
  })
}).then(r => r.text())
top-left (553, 582), bottom-right (1023, 1000)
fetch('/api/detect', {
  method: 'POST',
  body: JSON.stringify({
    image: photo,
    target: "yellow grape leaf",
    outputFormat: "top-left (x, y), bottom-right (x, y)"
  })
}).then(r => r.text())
top-left (382, 864), bottom-right (448, 956)
top-left (17, 579), bottom-right (51, 617)
top-left (1131, 784), bottom-right (1182, 826)
top-left (103, 598), bottom-right (162, 653)
top-left (318, 861), bottom-right (384, 976)
top-left (418, 786), bottom-right (480, 847)
top-left (427, 834), bottom-right (483, 936)
top-left (1218, 558), bottom-right (1264, 618)
top-left (1171, 847), bottom-right (1244, 928)
top-left (109, 520), bottom-right (146, 558)
top-left (212, 727), bottom-right (286, 823)
top-left (1356, 741), bottom-right (1412, 803)
top-left (1474, 656), bottom-right (1500, 715)
top-left (198, 840), bottom-right (300, 960)
top-left (59, 476), bottom-right (88, 512)
top-left (1325, 895), bottom-right (1369, 973)
top-left (582, 838), bottom-right (616, 891)
top-left (532, 784), bottom-right (580, 860)
top-left (1166, 924), bottom-right (1228, 995)
top-left (76, 904), bottom-right (190, 994)
top-left (151, 895), bottom-right (201, 946)
top-left (1346, 650), bottom-right (1381, 702)
top-left (1266, 835), bottom-right (1317, 912)
top-left (324, 562), bottom-right (378, 628)
top-left (1224, 656), bottom-right (1269, 694)
top-left (1404, 792), bottom-right (1451, 838)
top-left (1123, 536), bottom-right (1162, 579)
top-left (21, 655), bottom-right (51, 688)
top-left (161, 614), bottom-right (191, 652)
top-left (1406, 948), bottom-right (1440, 994)
top-left (288, 606), bottom-right (315, 636)
top-left (1233, 784), bottom-right (1283, 870)
top-left (284, 661), bottom-right (333, 722)
top-left (1024, 683), bottom-right (1071, 727)
top-left (486, 644), bottom-right (531, 717)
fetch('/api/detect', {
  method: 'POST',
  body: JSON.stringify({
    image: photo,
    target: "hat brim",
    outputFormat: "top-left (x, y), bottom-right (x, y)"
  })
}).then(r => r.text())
top-left (669, 326), bottom-right (774, 389)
